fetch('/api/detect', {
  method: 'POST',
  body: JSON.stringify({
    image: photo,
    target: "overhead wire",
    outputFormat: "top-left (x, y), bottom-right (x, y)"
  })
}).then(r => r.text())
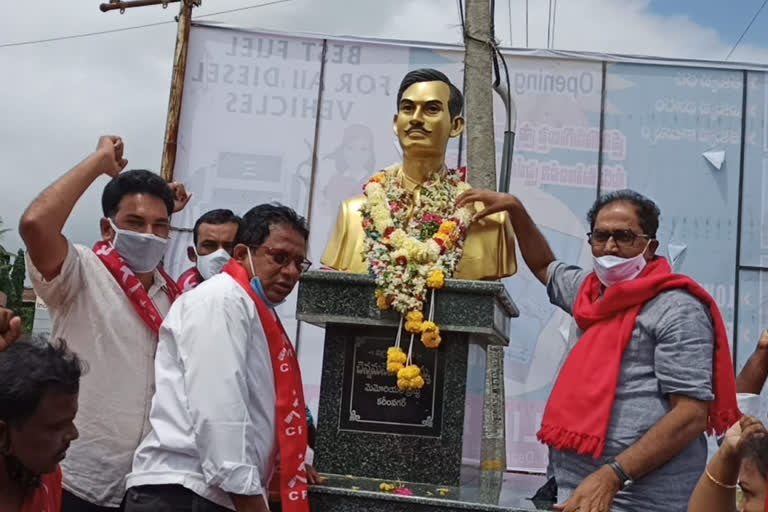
top-left (0, 0), bottom-right (291, 49)
top-left (725, 0), bottom-right (768, 60)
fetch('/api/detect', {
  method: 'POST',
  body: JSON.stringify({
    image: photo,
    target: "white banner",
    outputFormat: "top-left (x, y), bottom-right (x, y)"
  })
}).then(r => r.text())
top-left (167, 26), bottom-right (324, 342)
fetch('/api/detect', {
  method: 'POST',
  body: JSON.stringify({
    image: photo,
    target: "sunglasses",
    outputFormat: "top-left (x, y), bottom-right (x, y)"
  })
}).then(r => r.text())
top-left (587, 229), bottom-right (650, 248)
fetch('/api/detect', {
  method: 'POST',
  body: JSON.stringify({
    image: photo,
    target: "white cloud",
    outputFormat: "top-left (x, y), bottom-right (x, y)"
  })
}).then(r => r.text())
top-left (1, 0), bottom-right (767, 253)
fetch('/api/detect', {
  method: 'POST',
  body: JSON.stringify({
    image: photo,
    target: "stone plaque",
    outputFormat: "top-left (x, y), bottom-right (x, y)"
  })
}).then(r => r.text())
top-left (339, 334), bottom-right (445, 436)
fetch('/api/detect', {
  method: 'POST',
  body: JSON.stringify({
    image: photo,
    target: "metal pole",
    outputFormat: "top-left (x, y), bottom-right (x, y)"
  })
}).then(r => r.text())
top-left (463, 0), bottom-right (497, 190)
top-left (596, 62), bottom-right (607, 200)
top-left (160, 0), bottom-right (194, 182)
top-left (732, 70), bottom-right (749, 369)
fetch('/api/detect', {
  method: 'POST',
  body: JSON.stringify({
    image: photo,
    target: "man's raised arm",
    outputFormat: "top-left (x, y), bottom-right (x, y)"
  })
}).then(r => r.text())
top-left (19, 136), bottom-right (127, 280)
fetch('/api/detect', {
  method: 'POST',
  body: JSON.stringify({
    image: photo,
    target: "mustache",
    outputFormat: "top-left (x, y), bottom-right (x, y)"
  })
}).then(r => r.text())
top-left (406, 126), bottom-right (431, 134)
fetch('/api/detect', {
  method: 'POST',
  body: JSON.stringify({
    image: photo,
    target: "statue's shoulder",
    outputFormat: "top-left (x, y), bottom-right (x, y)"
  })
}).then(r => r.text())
top-left (341, 195), bottom-right (365, 214)
top-left (470, 204), bottom-right (510, 226)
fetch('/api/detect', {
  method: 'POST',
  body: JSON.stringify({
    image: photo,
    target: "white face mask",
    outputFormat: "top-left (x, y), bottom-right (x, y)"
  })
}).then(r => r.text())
top-left (195, 248), bottom-right (231, 281)
top-left (592, 245), bottom-right (649, 287)
top-left (108, 219), bottom-right (168, 273)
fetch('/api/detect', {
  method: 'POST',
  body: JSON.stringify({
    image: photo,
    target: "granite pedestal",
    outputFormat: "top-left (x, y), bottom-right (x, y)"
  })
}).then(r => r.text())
top-left (296, 271), bottom-right (518, 494)
top-left (309, 468), bottom-right (550, 512)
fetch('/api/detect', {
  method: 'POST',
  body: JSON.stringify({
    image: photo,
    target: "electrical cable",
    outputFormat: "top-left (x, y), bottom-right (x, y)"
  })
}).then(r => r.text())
top-left (0, 0), bottom-right (291, 49)
top-left (725, 0), bottom-right (768, 60)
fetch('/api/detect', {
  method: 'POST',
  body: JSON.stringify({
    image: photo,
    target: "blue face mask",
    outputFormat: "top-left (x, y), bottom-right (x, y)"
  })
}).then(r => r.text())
top-left (246, 247), bottom-right (286, 309)
top-left (250, 276), bottom-right (285, 309)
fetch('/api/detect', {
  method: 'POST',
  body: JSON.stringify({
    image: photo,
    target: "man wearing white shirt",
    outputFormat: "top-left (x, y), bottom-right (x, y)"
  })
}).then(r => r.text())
top-left (125, 203), bottom-right (313, 512)
top-left (19, 136), bottom-right (190, 511)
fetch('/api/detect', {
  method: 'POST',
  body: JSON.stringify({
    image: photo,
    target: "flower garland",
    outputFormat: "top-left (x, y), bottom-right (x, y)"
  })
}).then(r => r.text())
top-left (359, 164), bottom-right (475, 390)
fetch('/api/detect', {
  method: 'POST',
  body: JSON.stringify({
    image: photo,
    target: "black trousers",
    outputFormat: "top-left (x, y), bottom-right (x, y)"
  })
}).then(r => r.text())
top-left (122, 484), bottom-right (231, 512)
top-left (62, 490), bottom-right (122, 512)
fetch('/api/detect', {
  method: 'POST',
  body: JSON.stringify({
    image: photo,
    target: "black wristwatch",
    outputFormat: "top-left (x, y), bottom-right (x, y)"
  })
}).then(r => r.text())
top-left (608, 461), bottom-right (634, 490)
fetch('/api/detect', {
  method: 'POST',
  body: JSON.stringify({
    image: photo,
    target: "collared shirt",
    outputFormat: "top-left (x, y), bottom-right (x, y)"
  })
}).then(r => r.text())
top-left (27, 241), bottom-right (171, 507)
top-left (126, 272), bottom-right (277, 510)
top-left (546, 261), bottom-right (715, 512)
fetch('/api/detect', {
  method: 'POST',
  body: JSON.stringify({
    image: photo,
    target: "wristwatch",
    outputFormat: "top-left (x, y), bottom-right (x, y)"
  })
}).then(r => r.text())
top-left (608, 461), bottom-right (634, 490)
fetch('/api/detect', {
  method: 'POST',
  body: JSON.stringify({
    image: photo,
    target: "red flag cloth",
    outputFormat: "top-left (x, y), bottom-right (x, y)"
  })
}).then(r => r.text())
top-left (21, 466), bottom-right (61, 512)
top-left (222, 260), bottom-right (310, 511)
top-left (93, 241), bottom-right (179, 334)
top-left (177, 266), bottom-right (202, 293)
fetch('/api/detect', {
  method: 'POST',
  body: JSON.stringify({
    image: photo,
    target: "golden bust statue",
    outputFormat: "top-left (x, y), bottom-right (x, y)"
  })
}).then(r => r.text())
top-left (321, 69), bottom-right (516, 281)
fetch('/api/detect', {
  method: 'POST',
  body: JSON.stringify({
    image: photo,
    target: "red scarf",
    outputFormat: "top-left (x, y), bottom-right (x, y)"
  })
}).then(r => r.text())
top-left (538, 257), bottom-right (741, 458)
top-left (222, 260), bottom-right (310, 512)
top-left (93, 241), bottom-right (180, 334)
top-left (177, 266), bottom-right (202, 293)
top-left (21, 466), bottom-right (61, 512)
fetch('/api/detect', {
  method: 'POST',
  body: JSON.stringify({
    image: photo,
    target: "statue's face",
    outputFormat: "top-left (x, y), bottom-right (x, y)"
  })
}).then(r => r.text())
top-left (393, 81), bottom-right (464, 158)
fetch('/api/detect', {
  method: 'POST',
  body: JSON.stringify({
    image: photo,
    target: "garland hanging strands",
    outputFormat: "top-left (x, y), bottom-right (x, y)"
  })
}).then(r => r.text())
top-left (362, 164), bottom-right (475, 390)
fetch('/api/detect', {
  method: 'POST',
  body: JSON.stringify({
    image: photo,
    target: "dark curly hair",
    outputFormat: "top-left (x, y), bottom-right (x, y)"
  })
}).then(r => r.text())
top-left (101, 169), bottom-right (174, 218)
top-left (238, 203), bottom-right (309, 247)
top-left (193, 209), bottom-right (242, 246)
top-left (0, 337), bottom-right (86, 426)
top-left (742, 435), bottom-right (768, 478)
top-left (0, 337), bottom-right (86, 491)
top-left (586, 189), bottom-right (661, 238)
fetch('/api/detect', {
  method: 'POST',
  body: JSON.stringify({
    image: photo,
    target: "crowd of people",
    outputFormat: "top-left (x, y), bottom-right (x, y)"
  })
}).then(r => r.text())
top-left (0, 85), bottom-right (766, 512)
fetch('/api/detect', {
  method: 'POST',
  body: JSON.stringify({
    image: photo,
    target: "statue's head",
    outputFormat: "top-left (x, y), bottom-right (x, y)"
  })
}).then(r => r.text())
top-left (393, 68), bottom-right (465, 159)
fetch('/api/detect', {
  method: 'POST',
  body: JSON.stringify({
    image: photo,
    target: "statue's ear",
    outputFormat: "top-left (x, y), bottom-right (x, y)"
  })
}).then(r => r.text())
top-left (392, 114), bottom-right (398, 137)
top-left (450, 115), bottom-right (465, 138)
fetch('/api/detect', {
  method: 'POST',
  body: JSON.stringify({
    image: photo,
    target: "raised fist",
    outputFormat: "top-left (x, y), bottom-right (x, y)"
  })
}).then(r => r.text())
top-left (95, 135), bottom-right (129, 178)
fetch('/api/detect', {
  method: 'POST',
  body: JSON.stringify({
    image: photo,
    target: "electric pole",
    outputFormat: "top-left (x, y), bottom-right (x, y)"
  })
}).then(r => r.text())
top-left (100, 0), bottom-right (200, 182)
top-left (462, 0), bottom-right (508, 481)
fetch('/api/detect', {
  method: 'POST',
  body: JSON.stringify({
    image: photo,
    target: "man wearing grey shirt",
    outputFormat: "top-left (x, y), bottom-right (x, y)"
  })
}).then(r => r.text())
top-left (457, 188), bottom-right (740, 512)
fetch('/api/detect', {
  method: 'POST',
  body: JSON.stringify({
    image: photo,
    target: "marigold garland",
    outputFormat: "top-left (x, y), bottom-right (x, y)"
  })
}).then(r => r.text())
top-left (386, 346), bottom-right (407, 374)
top-left (397, 364), bottom-right (425, 390)
top-left (420, 321), bottom-right (441, 348)
top-left (360, 164), bottom-right (474, 390)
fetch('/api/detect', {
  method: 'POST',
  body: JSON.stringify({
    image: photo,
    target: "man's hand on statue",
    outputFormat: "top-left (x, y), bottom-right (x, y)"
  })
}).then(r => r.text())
top-left (169, 182), bottom-right (192, 213)
top-left (306, 464), bottom-right (325, 485)
top-left (455, 190), bottom-right (516, 221)
top-left (0, 307), bottom-right (22, 352)
top-left (554, 465), bottom-right (620, 512)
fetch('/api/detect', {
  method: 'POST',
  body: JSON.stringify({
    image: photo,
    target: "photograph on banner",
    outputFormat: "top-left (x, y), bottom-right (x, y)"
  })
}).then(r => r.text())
top-left (164, 25), bottom-right (324, 340)
top-left (300, 43), bottom-right (467, 421)
top-left (494, 55), bottom-right (603, 472)
top-left (604, 63), bottom-right (743, 340)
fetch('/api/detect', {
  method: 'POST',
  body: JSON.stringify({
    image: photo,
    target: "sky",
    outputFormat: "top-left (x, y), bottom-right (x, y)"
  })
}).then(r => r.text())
top-left (2, 0), bottom-right (768, 255)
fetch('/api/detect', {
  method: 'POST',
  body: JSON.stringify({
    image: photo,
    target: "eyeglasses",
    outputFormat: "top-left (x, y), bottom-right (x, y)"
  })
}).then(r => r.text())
top-left (587, 229), bottom-right (650, 248)
top-left (252, 245), bottom-right (312, 273)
